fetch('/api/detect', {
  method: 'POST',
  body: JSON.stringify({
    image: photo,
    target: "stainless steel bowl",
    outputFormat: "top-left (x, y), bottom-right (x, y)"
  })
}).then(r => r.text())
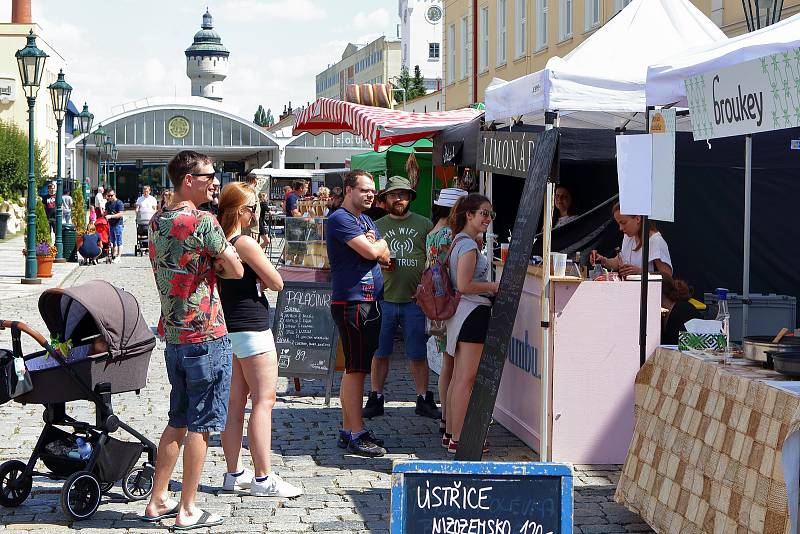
top-left (742, 336), bottom-right (800, 363)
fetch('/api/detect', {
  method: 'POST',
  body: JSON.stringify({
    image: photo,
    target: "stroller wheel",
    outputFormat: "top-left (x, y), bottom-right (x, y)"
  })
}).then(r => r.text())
top-left (0, 460), bottom-right (31, 507)
top-left (99, 481), bottom-right (115, 494)
top-left (60, 471), bottom-right (101, 521)
top-left (122, 465), bottom-right (154, 501)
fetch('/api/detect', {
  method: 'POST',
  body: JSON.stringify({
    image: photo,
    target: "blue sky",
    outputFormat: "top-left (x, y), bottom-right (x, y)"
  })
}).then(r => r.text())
top-left (1, 0), bottom-right (399, 122)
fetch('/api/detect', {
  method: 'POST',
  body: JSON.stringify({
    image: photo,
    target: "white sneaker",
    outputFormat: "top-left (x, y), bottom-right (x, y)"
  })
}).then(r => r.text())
top-left (222, 468), bottom-right (254, 491)
top-left (250, 473), bottom-right (303, 498)
top-left (112, 256), bottom-right (121, 264)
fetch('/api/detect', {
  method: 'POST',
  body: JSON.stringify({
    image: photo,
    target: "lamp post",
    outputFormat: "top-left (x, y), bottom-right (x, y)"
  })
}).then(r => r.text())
top-left (741, 0), bottom-right (783, 31)
top-left (93, 124), bottom-right (106, 189)
top-left (111, 145), bottom-right (119, 192)
top-left (48, 70), bottom-right (72, 263)
top-left (78, 103), bottom-right (94, 214)
top-left (16, 30), bottom-right (48, 284)
top-left (103, 136), bottom-right (114, 191)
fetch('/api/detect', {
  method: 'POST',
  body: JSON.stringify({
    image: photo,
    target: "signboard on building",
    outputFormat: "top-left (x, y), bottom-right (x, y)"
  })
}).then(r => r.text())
top-left (476, 131), bottom-right (537, 178)
top-left (0, 77), bottom-right (17, 104)
top-left (685, 47), bottom-right (800, 141)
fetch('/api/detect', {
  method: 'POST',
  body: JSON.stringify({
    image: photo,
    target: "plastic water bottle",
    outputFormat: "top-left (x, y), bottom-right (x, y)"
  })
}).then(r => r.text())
top-left (715, 288), bottom-right (731, 364)
top-left (75, 437), bottom-right (93, 460)
top-left (431, 265), bottom-right (445, 297)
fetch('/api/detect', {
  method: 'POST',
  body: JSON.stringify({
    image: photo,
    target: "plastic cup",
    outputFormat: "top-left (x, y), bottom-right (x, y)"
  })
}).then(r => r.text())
top-left (551, 253), bottom-right (567, 277)
top-left (500, 243), bottom-right (509, 263)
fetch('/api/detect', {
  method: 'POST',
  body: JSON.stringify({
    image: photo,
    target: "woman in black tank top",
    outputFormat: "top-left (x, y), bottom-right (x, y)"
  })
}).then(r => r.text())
top-left (216, 182), bottom-right (301, 497)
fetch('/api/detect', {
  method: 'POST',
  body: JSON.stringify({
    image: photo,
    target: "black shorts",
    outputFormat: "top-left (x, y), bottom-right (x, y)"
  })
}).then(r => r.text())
top-left (331, 301), bottom-right (382, 374)
top-left (457, 305), bottom-right (492, 344)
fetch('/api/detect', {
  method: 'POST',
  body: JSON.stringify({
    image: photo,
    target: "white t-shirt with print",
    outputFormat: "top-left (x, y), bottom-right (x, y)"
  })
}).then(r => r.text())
top-left (135, 195), bottom-right (158, 224)
top-left (620, 232), bottom-right (672, 272)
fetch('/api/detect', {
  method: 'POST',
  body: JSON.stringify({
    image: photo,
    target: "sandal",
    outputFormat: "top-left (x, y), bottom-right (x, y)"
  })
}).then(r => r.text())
top-left (170, 509), bottom-right (223, 531)
top-left (140, 503), bottom-right (180, 522)
top-left (447, 439), bottom-right (489, 455)
top-left (441, 433), bottom-right (452, 449)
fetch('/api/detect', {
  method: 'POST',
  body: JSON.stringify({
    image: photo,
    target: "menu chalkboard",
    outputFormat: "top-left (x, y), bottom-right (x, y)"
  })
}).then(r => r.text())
top-left (457, 129), bottom-right (558, 460)
top-left (272, 281), bottom-right (338, 402)
top-left (391, 461), bottom-right (573, 534)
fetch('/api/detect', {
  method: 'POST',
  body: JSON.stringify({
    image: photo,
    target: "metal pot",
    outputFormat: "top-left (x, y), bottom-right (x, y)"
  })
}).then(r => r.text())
top-left (770, 351), bottom-right (800, 378)
top-left (742, 336), bottom-right (800, 363)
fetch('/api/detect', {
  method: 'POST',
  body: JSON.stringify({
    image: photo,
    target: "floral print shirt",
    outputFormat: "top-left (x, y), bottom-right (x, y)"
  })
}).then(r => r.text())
top-left (148, 204), bottom-right (229, 344)
top-left (426, 225), bottom-right (454, 267)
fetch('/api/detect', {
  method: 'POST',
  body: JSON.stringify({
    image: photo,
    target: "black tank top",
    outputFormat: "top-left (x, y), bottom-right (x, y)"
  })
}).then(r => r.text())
top-left (218, 236), bottom-right (271, 333)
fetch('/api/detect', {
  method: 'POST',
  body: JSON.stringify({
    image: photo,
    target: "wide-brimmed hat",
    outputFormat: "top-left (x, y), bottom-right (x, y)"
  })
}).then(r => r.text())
top-left (379, 176), bottom-right (416, 201)
top-left (434, 188), bottom-right (468, 208)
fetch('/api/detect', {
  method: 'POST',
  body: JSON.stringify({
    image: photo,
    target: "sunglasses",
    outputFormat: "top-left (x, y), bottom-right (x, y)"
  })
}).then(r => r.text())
top-left (190, 171), bottom-right (216, 179)
top-left (474, 209), bottom-right (496, 220)
top-left (245, 204), bottom-right (257, 212)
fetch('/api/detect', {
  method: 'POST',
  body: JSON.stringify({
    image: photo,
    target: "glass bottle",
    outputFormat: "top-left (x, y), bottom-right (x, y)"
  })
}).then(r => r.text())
top-left (715, 288), bottom-right (731, 364)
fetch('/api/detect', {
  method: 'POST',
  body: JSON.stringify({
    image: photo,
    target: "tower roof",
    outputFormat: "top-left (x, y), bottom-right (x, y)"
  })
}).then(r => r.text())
top-left (185, 8), bottom-right (230, 58)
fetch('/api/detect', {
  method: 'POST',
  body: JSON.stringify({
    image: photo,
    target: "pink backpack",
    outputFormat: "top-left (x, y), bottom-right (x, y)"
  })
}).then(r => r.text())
top-left (414, 237), bottom-right (464, 321)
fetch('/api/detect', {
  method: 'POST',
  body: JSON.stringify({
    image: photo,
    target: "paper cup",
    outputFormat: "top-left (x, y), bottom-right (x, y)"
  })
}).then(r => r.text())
top-left (551, 253), bottom-right (567, 277)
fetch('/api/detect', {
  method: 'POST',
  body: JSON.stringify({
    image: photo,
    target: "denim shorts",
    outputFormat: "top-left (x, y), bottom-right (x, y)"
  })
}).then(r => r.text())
top-left (109, 224), bottom-right (123, 246)
top-left (164, 336), bottom-right (232, 432)
top-left (227, 329), bottom-right (276, 359)
top-left (376, 301), bottom-right (428, 360)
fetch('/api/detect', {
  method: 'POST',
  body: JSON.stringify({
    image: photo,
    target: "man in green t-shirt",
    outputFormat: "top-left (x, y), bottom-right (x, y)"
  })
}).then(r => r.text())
top-left (365, 176), bottom-right (440, 420)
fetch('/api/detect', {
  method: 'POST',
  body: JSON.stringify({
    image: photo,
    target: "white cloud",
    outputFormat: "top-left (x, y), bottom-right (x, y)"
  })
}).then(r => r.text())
top-left (219, 0), bottom-right (326, 22)
top-left (353, 8), bottom-right (391, 30)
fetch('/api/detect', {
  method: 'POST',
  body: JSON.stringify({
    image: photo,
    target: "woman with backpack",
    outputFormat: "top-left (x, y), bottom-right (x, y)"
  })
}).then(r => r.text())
top-left (425, 188), bottom-right (468, 445)
top-left (444, 193), bottom-right (499, 454)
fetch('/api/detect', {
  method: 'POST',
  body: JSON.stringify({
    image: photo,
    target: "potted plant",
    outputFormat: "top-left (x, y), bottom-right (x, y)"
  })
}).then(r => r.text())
top-left (22, 198), bottom-right (56, 277)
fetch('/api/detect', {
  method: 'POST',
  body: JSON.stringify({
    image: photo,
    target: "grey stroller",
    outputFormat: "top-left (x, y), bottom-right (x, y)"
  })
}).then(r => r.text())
top-left (0, 280), bottom-right (157, 521)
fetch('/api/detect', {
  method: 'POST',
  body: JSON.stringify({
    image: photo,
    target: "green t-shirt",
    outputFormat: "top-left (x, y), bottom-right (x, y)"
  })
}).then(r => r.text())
top-left (375, 212), bottom-right (433, 303)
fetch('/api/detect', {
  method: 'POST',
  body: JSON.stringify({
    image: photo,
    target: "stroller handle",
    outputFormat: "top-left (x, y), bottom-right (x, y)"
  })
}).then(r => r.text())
top-left (0, 320), bottom-right (48, 348)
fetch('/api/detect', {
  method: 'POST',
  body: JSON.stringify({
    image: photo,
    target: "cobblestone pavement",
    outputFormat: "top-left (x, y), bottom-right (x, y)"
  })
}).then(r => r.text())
top-left (0, 217), bottom-right (654, 533)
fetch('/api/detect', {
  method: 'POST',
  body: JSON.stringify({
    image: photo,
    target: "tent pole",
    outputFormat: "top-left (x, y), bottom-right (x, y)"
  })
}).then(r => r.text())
top-left (540, 110), bottom-right (557, 462)
top-left (743, 134), bottom-right (752, 340)
top-left (639, 106), bottom-right (655, 368)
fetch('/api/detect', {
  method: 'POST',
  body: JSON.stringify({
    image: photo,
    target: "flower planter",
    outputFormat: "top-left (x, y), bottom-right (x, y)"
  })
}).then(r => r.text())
top-left (36, 255), bottom-right (54, 278)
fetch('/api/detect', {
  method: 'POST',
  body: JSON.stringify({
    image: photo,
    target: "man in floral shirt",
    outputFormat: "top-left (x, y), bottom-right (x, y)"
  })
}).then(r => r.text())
top-left (143, 150), bottom-right (242, 531)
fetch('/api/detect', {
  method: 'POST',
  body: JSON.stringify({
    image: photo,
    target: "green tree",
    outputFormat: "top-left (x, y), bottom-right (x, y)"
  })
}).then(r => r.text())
top-left (254, 105), bottom-right (268, 127)
top-left (0, 120), bottom-right (46, 199)
top-left (265, 108), bottom-right (274, 127)
top-left (411, 65), bottom-right (427, 99)
top-left (72, 186), bottom-right (86, 232)
top-left (35, 198), bottom-right (50, 246)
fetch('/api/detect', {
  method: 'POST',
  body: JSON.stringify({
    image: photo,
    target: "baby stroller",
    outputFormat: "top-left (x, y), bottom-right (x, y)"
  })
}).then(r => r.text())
top-left (134, 221), bottom-right (149, 257)
top-left (0, 280), bottom-right (157, 521)
top-left (94, 217), bottom-right (112, 264)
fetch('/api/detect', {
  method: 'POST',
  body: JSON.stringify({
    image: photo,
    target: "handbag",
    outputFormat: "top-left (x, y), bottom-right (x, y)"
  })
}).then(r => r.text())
top-left (425, 318), bottom-right (447, 338)
top-left (0, 349), bottom-right (32, 405)
top-left (414, 236), bottom-right (465, 321)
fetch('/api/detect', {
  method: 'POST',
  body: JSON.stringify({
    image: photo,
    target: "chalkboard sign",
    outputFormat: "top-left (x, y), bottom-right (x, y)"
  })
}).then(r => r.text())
top-left (457, 129), bottom-right (558, 460)
top-left (272, 281), bottom-right (338, 402)
top-left (391, 461), bottom-right (573, 534)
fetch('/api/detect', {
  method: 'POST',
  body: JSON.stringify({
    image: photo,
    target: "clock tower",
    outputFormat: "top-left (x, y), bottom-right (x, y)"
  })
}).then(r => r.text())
top-left (398, 0), bottom-right (443, 93)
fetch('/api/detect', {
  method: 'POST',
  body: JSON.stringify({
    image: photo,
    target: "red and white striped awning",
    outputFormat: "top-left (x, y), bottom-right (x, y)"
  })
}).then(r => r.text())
top-left (293, 98), bottom-right (484, 151)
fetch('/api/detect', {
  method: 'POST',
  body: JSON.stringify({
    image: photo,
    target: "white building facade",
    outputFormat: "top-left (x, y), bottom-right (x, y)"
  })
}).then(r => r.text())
top-left (398, 0), bottom-right (443, 92)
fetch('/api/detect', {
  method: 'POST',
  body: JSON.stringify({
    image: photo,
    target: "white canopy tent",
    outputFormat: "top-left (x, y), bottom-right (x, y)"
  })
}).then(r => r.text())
top-left (646, 12), bottom-right (800, 107)
top-left (484, 0), bottom-right (726, 125)
top-left (646, 12), bottom-right (800, 343)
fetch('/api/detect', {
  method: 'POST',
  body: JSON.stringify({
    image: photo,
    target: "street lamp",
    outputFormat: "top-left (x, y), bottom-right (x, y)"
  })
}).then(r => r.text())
top-left (78, 103), bottom-right (94, 214)
top-left (48, 69), bottom-right (72, 263)
top-left (111, 145), bottom-right (119, 191)
top-left (742, 0), bottom-right (783, 31)
top-left (16, 30), bottom-right (48, 284)
top-left (103, 136), bottom-right (113, 190)
top-left (93, 124), bottom-right (106, 188)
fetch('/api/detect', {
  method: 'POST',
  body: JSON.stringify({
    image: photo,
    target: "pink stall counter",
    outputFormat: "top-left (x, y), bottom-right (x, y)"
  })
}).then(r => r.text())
top-left (493, 263), bottom-right (662, 465)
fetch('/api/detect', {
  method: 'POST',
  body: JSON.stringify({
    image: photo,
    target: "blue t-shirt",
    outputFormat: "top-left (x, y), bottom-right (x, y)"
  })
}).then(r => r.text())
top-left (106, 199), bottom-right (124, 227)
top-left (327, 208), bottom-right (384, 302)
top-left (285, 192), bottom-right (300, 216)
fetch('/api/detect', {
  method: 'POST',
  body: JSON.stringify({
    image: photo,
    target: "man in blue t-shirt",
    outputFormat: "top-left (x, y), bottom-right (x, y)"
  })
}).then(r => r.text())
top-left (104, 189), bottom-right (125, 263)
top-left (327, 170), bottom-right (390, 458)
top-left (284, 179), bottom-right (308, 217)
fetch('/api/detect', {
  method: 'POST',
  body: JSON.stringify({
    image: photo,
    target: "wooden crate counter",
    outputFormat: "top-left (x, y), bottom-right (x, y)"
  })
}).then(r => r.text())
top-left (615, 347), bottom-right (800, 534)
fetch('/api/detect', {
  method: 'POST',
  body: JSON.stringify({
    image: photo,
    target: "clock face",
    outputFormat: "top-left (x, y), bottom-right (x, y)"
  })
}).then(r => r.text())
top-left (168, 116), bottom-right (190, 139)
top-left (426, 6), bottom-right (442, 23)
